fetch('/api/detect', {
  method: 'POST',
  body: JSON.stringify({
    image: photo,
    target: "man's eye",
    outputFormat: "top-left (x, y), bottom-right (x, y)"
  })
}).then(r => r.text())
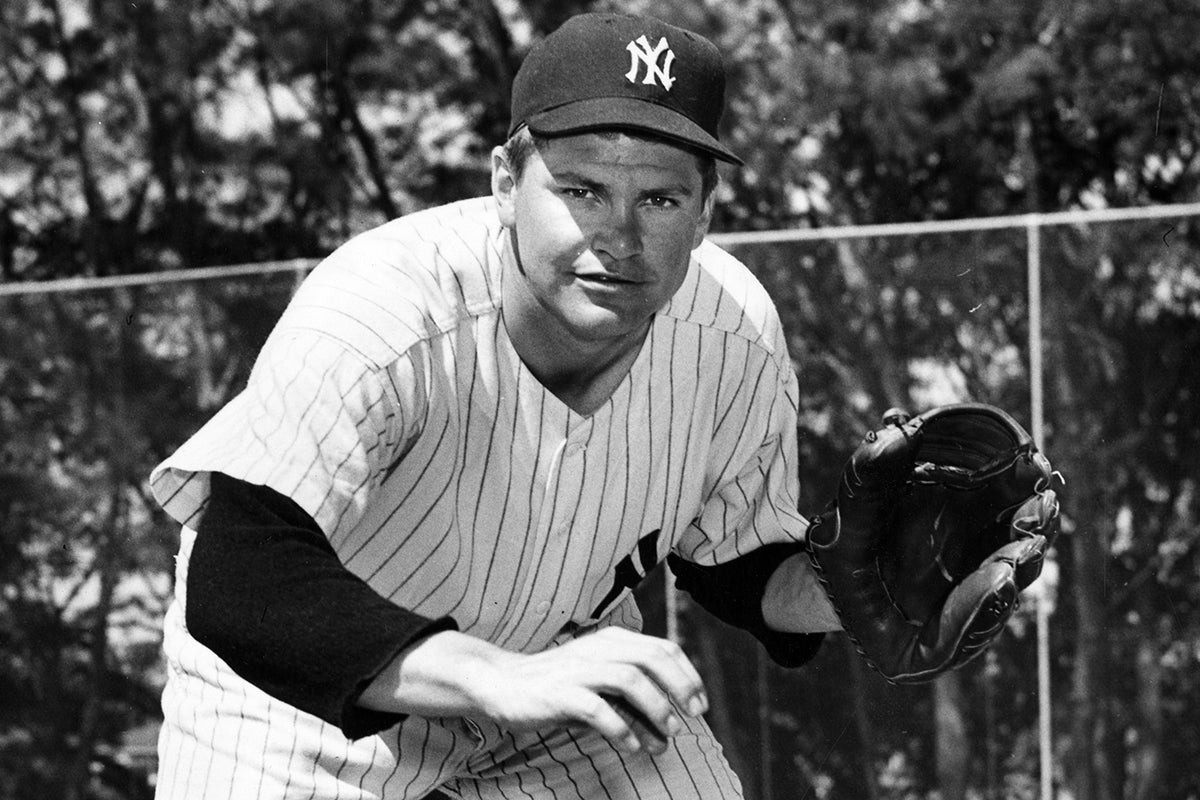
top-left (561, 187), bottom-right (593, 199)
top-left (645, 196), bottom-right (680, 208)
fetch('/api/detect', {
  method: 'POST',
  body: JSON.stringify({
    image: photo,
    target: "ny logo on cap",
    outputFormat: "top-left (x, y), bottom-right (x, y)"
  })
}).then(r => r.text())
top-left (625, 35), bottom-right (675, 90)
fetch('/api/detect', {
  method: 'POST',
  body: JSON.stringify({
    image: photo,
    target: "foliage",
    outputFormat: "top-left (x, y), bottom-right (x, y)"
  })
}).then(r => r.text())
top-left (2, 0), bottom-right (1200, 798)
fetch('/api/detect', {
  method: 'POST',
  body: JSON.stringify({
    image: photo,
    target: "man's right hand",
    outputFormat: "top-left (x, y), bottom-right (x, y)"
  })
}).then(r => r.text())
top-left (357, 627), bottom-right (708, 755)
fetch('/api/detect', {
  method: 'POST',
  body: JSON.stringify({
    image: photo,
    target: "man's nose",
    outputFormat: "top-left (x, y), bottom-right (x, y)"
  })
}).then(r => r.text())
top-left (592, 204), bottom-right (643, 261)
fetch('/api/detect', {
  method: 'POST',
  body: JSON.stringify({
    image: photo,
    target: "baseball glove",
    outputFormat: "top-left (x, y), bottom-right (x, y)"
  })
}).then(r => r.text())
top-left (806, 403), bottom-right (1060, 683)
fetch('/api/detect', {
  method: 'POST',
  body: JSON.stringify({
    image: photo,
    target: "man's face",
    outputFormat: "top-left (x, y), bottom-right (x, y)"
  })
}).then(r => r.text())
top-left (493, 132), bottom-right (714, 351)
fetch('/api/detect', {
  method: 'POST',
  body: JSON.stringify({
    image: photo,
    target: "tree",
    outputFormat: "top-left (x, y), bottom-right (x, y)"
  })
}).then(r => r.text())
top-left (3, 0), bottom-right (1200, 797)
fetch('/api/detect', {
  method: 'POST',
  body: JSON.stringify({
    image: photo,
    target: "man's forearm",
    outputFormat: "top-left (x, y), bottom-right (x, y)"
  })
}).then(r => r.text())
top-left (356, 630), bottom-right (510, 718)
top-left (360, 626), bottom-right (712, 757)
top-left (761, 552), bottom-right (842, 633)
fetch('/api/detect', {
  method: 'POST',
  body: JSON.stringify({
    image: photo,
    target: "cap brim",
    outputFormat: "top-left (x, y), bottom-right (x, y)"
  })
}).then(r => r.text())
top-left (526, 97), bottom-right (744, 165)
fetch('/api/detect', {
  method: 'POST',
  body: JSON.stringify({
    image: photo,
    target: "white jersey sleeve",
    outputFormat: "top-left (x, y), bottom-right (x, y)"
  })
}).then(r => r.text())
top-left (675, 349), bottom-right (807, 563)
top-left (669, 241), bottom-right (809, 566)
top-left (149, 330), bottom-right (422, 539)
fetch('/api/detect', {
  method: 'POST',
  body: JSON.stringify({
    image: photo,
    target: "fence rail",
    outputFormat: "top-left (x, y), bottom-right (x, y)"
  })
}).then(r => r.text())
top-left (3, 202), bottom-right (1198, 297)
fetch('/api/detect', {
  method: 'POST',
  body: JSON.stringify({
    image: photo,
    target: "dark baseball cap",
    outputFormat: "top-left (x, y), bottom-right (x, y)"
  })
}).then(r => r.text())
top-left (509, 12), bottom-right (743, 165)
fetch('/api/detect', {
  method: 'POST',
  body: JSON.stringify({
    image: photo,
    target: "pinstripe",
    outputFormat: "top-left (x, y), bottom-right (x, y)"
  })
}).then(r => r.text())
top-left (184, 636), bottom-right (211, 798)
top-left (465, 326), bottom-right (522, 636)
top-left (448, 225), bottom-right (498, 303)
top-left (444, 322), bottom-right (489, 615)
top-left (365, 487), bottom-right (454, 586)
top-left (150, 198), bottom-right (810, 798)
top-left (354, 737), bottom-right (382, 796)
top-left (533, 731), bottom-right (582, 800)
top-left (642, 749), bottom-right (674, 799)
top-left (421, 238), bottom-right (471, 315)
top-left (184, 648), bottom-right (214, 800)
top-left (331, 727), bottom-right (354, 800)
top-left (560, 728), bottom-right (616, 800)
top-left (586, 737), bottom-right (642, 800)
top-left (157, 655), bottom-right (189, 798)
top-left (646, 324), bottom-right (666, 528)
top-left (511, 410), bottom-right (593, 647)
top-left (566, 410), bottom-right (617, 624)
top-left (351, 413), bottom-right (453, 560)
top-left (222, 647), bottom-right (249, 797)
top-left (254, 345), bottom-right (331, 475)
top-left (490, 379), bottom-right (550, 644)
top-left (518, 748), bottom-right (559, 800)
top-left (396, 721), bottom-right (436, 799)
top-left (402, 529), bottom-right (462, 606)
top-left (280, 704), bottom-right (302, 797)
top-left (525, 744), bottom-right (558, 800)
top-left (314, 282), bottom-right (429, 353)
top-left (678, 715), bottom-right (729, 799)
top-left (460, 701), bottom-right (742, 800)
top-left (163, 676), bottom-right (194, 798)
top-left (664, 320), bottom-right (695, 531)
top-left (251, 694), bottom-right (274, 799)
top-left (300, 735), bottom-right (319, 800)
top-left (710, 333), bottom-right (750, 437)
top-left (291, 366), bottom-right (383, 517)
top-left (504, 429), bottom-right (577, 648)
top-left (512, 763), bottom-right (538, 800)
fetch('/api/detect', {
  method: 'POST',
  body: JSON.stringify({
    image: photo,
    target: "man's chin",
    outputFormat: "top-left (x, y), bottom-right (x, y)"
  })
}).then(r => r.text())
top-left (562, 309), bottom-right (653, 347)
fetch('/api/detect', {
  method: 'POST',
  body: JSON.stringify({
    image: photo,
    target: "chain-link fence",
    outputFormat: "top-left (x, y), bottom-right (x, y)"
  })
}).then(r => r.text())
top-left (3, 204), bottom-right (1199, 799)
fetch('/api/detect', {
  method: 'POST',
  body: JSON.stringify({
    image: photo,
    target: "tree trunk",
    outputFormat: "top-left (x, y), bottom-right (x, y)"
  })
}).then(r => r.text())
top-left (1052, 336), bottom-right (1117, 800)
top-left (845, 638), bottom-right (882, 800)
top-left (331, 63), bottom-right (401, 221)
top-left (934, 671), bottom-right (969, 800)
top-left (61, 289), bottom-right (136, 800)
top-left (1127, 596), bottom-right (1164, 800)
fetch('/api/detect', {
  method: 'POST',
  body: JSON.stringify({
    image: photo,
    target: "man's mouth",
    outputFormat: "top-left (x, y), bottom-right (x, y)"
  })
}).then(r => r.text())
top-left (576, 272), bottom-right (640, 286)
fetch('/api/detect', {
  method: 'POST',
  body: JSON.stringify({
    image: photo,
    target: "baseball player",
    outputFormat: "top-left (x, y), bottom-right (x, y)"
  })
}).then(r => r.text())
top-left (148, 10), bottom-right (1059, 800)
top-left (151, 12), bottom-right (835, 798)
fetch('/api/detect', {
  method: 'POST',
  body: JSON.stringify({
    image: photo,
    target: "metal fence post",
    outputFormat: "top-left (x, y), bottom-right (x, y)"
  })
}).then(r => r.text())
top-left (1027, 218), bottom-right (1053, 800)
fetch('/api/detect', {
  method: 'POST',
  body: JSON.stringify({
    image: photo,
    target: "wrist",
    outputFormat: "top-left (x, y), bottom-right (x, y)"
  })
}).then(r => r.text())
top-left (357, 630), bottom-right (502, 717)
top-left (762, 552), bottom-right (842, 633)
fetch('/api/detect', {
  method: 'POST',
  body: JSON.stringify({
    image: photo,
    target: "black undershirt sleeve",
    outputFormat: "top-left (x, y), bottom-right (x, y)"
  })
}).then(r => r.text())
top-left (186, 472), bottom-right (458, 740)
top-left (667, 543), bottom-right (825, 668)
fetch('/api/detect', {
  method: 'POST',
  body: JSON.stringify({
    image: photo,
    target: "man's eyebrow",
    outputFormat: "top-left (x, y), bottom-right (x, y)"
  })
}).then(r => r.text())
top-left (551, 169), bottom-right (696, 198)
top-left (549, 169), bottom-right (605, 189)
top-left (644, 181), bottom-right (697, 198)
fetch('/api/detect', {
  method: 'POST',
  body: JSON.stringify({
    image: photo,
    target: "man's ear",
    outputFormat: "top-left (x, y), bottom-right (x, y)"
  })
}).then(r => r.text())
top-left (691, 189), bottom-right (716, 250)
top-left (491, 146), bottom-right (517, 228)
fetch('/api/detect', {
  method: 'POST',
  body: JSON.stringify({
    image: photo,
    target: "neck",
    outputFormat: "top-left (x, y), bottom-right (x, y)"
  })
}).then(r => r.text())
top-left (501, 250), bottom-right (650, 416)
top-left (504, 304), bottom-right (650, 416)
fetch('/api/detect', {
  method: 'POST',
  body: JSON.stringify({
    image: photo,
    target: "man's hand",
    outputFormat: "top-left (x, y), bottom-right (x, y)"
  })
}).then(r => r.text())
top-left (358, 627), bottom-right (708, 755)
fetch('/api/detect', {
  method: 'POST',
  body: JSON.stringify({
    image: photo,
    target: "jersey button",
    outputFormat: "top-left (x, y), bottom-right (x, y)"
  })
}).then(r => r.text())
top-left (565, 442), bottom-right (585, 458)
top-left (535, 600), bottom-right (551, 616)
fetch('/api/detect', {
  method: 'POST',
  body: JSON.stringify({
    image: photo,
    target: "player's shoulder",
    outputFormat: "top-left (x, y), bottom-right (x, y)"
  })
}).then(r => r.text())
top-left (662, 238), bottom-right (788, 358)
top-left (275, 197), bottom-right (504, 367)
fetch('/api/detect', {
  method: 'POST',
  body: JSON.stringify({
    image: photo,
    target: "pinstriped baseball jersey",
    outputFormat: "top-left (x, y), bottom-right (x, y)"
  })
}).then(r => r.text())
top-left (150, 196), bottom-right (814, 798)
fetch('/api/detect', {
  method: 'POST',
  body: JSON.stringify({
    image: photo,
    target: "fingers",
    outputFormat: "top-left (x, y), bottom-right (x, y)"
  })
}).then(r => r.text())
top-left (473, 628), bottom-right (707, 755)
top-left (562, 689), bottom-right (648, 755)
top-left (602, 692), bottom-right (670, 753)
top-left (561, 629), bottom-right (707, 755)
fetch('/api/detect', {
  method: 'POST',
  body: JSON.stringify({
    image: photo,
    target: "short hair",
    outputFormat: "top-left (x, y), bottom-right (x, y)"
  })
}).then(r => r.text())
top-left (501, 126), bottom-right (720, 202)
